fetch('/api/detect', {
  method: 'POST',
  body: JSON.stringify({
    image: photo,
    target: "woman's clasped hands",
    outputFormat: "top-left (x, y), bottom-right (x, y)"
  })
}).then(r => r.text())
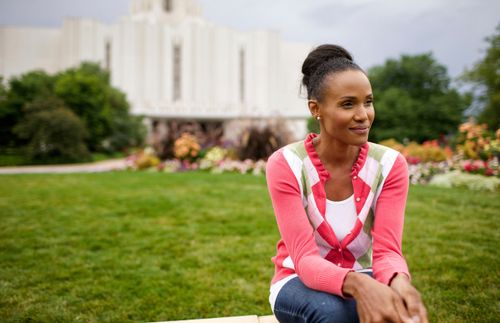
top-left (343, 272), bottom-right (428, 323)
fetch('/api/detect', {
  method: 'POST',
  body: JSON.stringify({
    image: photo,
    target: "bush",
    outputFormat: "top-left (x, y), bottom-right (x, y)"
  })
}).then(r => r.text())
top-left (404, 141), bottom-right (449, 163)
top-left (456, 121), bottom-right (499, 160)
top-left (379, 138), bottom-right (405, 152)
top-left (429, 171), bottom-right (500, 191)
top-left (174, 133), bottom-right (201, 161)
top-left (125, 147), bottom-right (160, 170)
top-left (379, 138), bottom-right (450, 163)
top-left (103, 113), bottom-right (146, 153)
top-left (13, 96), bottom-right (89, 162)
top-left (237, 119), bottom-right (293, 161)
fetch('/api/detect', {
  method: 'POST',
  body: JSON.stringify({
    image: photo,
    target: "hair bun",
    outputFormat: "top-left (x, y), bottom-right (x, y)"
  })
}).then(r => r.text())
top-left (301, 44), bottom-right (353, 89)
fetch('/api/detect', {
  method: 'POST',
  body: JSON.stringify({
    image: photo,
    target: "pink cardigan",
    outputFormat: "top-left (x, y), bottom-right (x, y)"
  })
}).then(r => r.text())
top-left (266, 133), bottom-right (410, 297)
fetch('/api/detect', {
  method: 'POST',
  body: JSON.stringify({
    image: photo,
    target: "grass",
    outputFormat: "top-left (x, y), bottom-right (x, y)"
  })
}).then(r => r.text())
top-left (0, 172), bottom-right (498, 322)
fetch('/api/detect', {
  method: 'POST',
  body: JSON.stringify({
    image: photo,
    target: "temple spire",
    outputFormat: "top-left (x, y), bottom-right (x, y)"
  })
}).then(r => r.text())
top-left (129, 0), bottom-right (202, 20)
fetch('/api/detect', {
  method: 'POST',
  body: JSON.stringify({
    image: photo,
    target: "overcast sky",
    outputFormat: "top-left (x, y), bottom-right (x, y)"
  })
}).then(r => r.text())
top-left (0, 0), bottom-right (498, 78)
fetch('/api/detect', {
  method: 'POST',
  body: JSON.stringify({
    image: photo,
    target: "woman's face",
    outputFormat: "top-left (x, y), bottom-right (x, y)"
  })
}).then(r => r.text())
top-left (311, 69), bottom-right (375, 147)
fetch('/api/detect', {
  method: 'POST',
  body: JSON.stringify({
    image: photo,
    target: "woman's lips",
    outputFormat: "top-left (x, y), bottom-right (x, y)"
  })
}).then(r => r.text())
top-left (349, 127), bottom-right (369, 134)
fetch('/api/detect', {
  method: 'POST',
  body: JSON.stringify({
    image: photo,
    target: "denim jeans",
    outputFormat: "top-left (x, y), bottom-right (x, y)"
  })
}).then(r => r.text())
top-left (273, 274), bottom-right (368, 323)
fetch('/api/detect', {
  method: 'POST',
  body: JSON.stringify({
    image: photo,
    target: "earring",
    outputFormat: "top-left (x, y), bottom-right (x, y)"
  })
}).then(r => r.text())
top-left (316, 116), bottom-right (321, 120)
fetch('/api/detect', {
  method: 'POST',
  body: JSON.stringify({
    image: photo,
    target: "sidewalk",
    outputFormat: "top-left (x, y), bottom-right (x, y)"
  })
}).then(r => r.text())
top-left (157, 315), bottom-right (277, 323)
top-left (0, 158), bottom-right (127, 174)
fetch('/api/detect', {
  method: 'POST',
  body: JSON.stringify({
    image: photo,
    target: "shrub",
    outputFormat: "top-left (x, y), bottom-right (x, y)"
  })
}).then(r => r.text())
top-left (379, 138), bottom-right (405, 152)
top-left (379, 138), bottom-right (450, 163)
top-left (237, 120), bottom-right (290, 160)
top-left (429, 171), bottom-right (500, 191)
top-left (13, 96), bottom-right (89, 162)
top-left (408, 161), bottom-right (453, 185)
top-left (456, 121), bottom-right (499, 160)
top-left (404, 141), bottom-right (449, 163)
top-left (125, 147), bottom-right (160, 170)
top-left (460, 158), bottom-right (498, 176)
top-left (199, 146), bottom-right (228, 170)
top-left (174, 133), bottom-right (201, 161)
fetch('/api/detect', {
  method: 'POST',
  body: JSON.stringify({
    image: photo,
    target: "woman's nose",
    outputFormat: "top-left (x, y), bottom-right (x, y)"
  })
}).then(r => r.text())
top-left (353, 106), bottom-right (368, 121)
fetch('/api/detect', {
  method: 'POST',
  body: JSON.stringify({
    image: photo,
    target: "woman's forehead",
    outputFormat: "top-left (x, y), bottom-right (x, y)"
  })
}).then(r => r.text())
top-left (324, 70), bottom-right (372, 97)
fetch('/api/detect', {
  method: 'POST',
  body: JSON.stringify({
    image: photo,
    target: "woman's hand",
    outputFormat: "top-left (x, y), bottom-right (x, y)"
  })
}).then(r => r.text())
top-left (343, 272), bottom-right (414, 323)
top-left (390, 274), bottom-right (428, 323)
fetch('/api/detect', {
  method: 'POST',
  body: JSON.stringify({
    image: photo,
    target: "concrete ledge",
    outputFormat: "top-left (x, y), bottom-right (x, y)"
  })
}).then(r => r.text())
top-left (258, 315), bottom-right (279, 323)
top-left (156, 314), bottom-right (278, 323)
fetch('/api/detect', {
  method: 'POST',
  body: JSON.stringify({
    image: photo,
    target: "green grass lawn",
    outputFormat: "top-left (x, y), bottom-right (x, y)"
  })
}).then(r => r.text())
top-left (0, 172), bottom-right (498, 322)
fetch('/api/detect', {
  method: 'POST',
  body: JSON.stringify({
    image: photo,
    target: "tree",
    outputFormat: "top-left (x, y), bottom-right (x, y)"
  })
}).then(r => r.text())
top-left (0, 71), bottom-right (55, 147)
top-left (54, 63), bottom-right (115, 151)
top-left (1, 62), bottom-right (145, 164)
top-left (104, 87), bottom-right (146, 151)
top-left (368, 53), bottom-right (470, 143)
top-left (13, 96), bottom-right (89, 162)
top-left (461, 23), bottom-right (500, 130)
top-left (54, 62), bottom-right (145, 152)
top-left (0, 77), bottom-right (5, 101)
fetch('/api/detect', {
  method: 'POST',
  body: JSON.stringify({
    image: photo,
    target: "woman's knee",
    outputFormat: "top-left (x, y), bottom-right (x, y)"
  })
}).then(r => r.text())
top-left (274, 277), bottom-right (358, 323)
top-left (308, 297), bottom-right (358, 323)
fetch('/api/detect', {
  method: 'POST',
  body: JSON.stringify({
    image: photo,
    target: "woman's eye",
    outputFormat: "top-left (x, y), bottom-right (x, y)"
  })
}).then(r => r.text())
top-left (342, 102), bottom-right (353, 108)
top-left (364, 100), bottom-right (373, 106)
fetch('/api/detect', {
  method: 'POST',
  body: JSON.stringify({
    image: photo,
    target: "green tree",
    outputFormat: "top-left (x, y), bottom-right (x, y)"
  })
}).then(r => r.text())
top-left (462, 23), bottom-right (500, 130)
top-left (0, 71), bottom-right (55, 147)
top-left (55, 62), bottom-right (145, 152)
top-left (104, 87), bottom-right (146, 151)
top-left (0, 77), bottom-right (5, 101)
top-left (368, 53), bottom-right (470, 143)
top-left (13, 96), bottom-right (89, 162)
top-left (54, 63), bottom-right (114, 151)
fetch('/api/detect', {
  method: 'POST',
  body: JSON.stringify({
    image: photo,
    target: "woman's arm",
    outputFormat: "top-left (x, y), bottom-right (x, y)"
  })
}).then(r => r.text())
top-left (371, 153), bottom-right (428, 322)
top-left (372, 153), bottom-right (411, 284)
top-left (266, 149), bottom-right (353, 297)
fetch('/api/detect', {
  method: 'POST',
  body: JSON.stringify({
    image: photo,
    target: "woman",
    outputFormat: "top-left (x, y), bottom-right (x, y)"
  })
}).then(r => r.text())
top-left (266, 44), bottom-right (428, 323)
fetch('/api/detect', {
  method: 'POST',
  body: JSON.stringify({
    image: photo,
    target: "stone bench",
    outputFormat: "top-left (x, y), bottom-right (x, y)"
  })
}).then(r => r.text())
top-left (157, 314), bottom-right (278, 323)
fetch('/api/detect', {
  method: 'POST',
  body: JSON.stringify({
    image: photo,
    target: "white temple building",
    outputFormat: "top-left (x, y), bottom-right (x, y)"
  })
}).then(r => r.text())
top-left (0, 0), bottom-right (312, 140)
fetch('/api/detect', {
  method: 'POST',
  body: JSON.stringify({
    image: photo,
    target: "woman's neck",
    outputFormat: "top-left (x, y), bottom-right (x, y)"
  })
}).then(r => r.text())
top-left (313, 134), bottom-right (360, 169)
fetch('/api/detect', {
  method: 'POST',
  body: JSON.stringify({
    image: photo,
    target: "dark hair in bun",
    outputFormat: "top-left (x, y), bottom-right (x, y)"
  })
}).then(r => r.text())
top-left (302, 44), bottom-right (364, 101)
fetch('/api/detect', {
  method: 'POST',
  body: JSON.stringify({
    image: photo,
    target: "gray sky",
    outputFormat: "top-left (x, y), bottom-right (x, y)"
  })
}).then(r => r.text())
top-left (0, 0), bottom-right (498, 78)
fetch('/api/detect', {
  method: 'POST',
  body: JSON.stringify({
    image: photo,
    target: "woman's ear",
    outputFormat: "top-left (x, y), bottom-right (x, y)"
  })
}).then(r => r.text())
top-left (308, 99), bottom-right (319, 118)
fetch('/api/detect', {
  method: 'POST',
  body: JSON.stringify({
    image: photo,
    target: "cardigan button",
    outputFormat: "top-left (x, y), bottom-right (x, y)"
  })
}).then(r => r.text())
top-left (355, 197), bottom-right (361, 202)
top-left (353, 175), bottom-right (358, 180)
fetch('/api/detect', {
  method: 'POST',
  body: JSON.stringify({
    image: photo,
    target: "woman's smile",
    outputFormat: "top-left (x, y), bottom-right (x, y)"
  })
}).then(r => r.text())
top-left (348, 126), bottom-right (370, 135)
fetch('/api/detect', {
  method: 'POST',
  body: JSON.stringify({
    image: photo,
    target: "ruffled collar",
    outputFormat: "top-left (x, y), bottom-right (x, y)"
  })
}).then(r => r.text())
top-left (303, 133), bottom-right (368, 182)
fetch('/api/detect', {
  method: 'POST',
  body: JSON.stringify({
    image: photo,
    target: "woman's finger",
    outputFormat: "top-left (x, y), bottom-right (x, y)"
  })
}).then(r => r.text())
top-left (419, 303), bottom-right (429, 323)
top-left (394, 295), bottom-right (413, 323)
top-left (404, 291), bottom-right (422, 318)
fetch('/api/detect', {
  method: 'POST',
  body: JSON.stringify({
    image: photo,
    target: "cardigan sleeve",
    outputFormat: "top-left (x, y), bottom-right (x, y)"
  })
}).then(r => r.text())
top-left (372, 153), bottom-right (411, 285)
top-left (266, 149), bottom-right (353, 297)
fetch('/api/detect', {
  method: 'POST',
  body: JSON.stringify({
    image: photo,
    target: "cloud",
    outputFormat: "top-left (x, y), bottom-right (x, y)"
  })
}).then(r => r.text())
top-left (1, 0), bottom-right (498, 77)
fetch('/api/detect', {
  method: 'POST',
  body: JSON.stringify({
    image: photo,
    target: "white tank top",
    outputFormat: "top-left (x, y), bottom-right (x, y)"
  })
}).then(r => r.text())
top-left (269, 194), bottom-right (358, 310)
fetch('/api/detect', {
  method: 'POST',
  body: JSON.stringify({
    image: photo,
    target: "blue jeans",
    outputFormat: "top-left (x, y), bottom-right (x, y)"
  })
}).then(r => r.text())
top-left (273, 276), bottom-right (363, 323)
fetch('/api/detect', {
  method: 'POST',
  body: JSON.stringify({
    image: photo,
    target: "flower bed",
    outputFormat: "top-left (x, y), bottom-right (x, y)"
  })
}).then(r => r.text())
top-left (126, 122), bottom-right (499, 190)
top-left (126, 137), bottom-right (267, 176)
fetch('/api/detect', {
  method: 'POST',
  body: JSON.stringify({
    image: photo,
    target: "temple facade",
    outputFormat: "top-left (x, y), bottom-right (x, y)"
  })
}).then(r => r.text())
top-left (0, 0), bottom-right (312, 140)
